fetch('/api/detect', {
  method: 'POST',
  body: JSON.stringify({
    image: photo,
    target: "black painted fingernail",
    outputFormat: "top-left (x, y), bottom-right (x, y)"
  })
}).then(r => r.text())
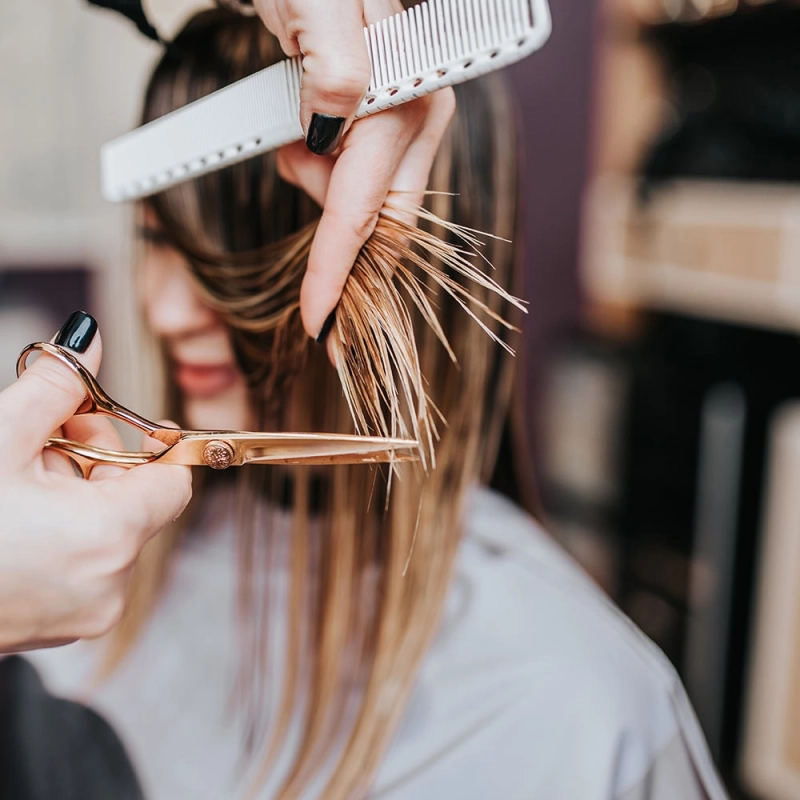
top-left (55, 311), bottom-right (98, 353)
top-left (306, 114), bottom-right (346, 156)
top-left (315, 310), bottom-right (337, 344)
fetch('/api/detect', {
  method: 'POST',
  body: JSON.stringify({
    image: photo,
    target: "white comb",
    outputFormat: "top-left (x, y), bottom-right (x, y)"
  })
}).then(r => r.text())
top-left (101, 0), bottom-right (552, 202)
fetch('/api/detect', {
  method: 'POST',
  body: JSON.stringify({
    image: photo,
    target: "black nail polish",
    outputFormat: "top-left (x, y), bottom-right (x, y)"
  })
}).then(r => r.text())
top-left (306, 114), bottom-right (346, 156)
top-left (55, 311), bottom-right (98, 353)
top-left (315, 310), bottom-right (337, 344)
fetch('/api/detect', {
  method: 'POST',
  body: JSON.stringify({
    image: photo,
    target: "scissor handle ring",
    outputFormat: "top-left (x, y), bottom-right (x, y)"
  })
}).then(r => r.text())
top-left (45, 437), bottom-right (161, 479)
top-left (17, 342), bottom-right (104, 415)
top-left (16, 341), bottom-right (165, 437)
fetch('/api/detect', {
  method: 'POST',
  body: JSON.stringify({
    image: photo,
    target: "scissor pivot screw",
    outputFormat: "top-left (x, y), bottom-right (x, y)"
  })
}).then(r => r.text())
top-left (203, 440), bottom-right (235, 470)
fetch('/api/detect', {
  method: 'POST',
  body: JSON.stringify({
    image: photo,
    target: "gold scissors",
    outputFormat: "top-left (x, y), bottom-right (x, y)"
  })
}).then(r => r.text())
top-left (17, 342), bottom-right (418, 478)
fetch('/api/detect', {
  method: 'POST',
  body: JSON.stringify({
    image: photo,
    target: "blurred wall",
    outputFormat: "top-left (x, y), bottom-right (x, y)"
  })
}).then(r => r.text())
top-left (0, 0), bottom-right (202, 413)
top-left (507, 0), bottom-right (600, 475)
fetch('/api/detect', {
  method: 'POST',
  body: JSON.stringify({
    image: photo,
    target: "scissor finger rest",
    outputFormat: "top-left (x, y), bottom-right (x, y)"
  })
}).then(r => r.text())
top-left (45, 438), bottom-right (162, 479)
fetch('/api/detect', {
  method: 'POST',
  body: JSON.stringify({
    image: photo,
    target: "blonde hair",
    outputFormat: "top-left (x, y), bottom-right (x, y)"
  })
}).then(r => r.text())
top-left (107, 8), bottom-right (523, 798)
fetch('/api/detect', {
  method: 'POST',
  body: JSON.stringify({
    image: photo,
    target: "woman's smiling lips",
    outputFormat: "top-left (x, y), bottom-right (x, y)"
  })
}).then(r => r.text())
top-left (173, 361), bottom-right (239, 398)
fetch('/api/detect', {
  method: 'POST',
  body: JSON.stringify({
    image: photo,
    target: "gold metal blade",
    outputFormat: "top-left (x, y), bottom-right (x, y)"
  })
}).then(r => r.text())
top-left (159, 432), bottom-right (419, 468)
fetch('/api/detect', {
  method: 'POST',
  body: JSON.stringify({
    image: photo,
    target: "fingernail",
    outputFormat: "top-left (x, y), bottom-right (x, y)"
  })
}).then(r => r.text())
top-left (306, 114), bottom-right (346, 156)
top-left (315, 310), bottom-right (337, 344)
top-left (55, 311), bottom-right (98, 353)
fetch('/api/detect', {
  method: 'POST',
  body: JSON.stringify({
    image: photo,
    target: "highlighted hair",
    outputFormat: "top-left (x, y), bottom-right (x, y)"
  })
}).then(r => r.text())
top-left (106, 8), bottom-right (523, 798)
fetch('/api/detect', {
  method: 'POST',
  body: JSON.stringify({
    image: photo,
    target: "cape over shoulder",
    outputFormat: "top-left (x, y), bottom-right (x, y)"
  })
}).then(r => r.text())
top-left (371, 488), bottom-right (729, 800)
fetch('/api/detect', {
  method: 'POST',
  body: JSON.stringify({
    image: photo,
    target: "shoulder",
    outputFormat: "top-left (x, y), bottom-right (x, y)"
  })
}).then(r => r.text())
top-left (376, 488), bottom-right (727, 799)
top-left (458, 490), bottom-right (689, 727)
top-left (457, 487), bottom-right (683, 712)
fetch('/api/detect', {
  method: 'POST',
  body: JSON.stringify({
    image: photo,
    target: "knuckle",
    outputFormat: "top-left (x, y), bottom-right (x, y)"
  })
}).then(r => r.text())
top-left (277, 30), bottom-right (300, 58)
top-left (87, 592), bottom-right (126, 637)
top-left (111, 528), bottom-right (140, 570)
top-left (346, 209), bottom-right (381, 244)
top-left (312, 60), bottom-right (371, 105)
top-left (72, 583), bottom-right (125, 639)
top-left (318, 210), bottom-right (381, 261)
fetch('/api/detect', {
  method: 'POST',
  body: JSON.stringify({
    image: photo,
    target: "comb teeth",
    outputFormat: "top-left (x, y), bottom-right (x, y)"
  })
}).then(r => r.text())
top-left (364, 0), bottom-right (541, 99)
top-left (101, 0), bottom-right (551, 202)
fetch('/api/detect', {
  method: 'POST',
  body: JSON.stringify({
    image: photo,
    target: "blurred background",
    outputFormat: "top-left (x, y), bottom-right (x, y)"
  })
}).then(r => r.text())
top-left (5, 0), bottom-right (800, 797)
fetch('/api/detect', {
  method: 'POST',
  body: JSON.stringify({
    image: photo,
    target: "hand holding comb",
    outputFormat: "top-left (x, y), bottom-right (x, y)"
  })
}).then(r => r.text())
top-left (101, 0), bottom-right (552, 202)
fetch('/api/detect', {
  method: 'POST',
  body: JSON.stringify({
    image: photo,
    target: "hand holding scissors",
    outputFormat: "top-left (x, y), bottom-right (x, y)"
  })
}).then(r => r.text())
top-left (17, 341), bottom-right (419, 479)
top-left (0, 316), bottom-right (193, 650)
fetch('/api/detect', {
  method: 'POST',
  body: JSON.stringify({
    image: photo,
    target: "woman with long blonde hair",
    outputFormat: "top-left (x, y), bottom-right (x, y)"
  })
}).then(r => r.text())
top-left (23, 7), bottom-right (727, 800)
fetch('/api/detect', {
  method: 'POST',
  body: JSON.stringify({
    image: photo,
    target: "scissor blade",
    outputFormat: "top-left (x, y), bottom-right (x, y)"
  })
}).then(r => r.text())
top-left (159, 432), bottom-right (419, 468)
top-left (240, 433), bottom-right (419, 466)
top-left (246, 449), bottom-right (418, 466)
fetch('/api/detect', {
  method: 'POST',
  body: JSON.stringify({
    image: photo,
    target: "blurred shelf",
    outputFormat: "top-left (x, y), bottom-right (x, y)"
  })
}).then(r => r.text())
top-left (605, 0), bottom-right (800, 29)
top-left (583, 176), bottom-right (800, 334)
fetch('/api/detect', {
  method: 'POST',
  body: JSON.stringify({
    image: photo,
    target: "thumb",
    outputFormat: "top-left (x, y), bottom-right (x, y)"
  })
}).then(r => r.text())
top-left (0, 312), bottom-right (101, 469)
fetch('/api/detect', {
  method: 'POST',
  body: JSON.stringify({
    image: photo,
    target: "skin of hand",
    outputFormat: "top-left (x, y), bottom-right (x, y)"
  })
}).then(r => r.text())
top-left (252, 0), bottom-right (456, 341)
top-left (0, 325), bottom-right (192, 653)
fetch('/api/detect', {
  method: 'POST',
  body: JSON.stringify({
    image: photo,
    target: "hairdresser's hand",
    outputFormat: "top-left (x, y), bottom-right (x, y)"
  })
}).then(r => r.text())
top-left (253, 0), bottom-right (455, 341)
top-left (0, 313), bottom-right (192, 653)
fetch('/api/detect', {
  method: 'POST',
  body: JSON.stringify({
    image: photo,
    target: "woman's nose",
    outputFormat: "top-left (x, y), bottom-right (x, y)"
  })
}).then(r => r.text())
top-left (141, 249), bottom-right (218, 338)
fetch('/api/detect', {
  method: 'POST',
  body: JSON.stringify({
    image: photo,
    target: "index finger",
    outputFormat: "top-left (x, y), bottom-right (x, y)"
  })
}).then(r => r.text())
top-left (299, 109), bottom-right (418, 339)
